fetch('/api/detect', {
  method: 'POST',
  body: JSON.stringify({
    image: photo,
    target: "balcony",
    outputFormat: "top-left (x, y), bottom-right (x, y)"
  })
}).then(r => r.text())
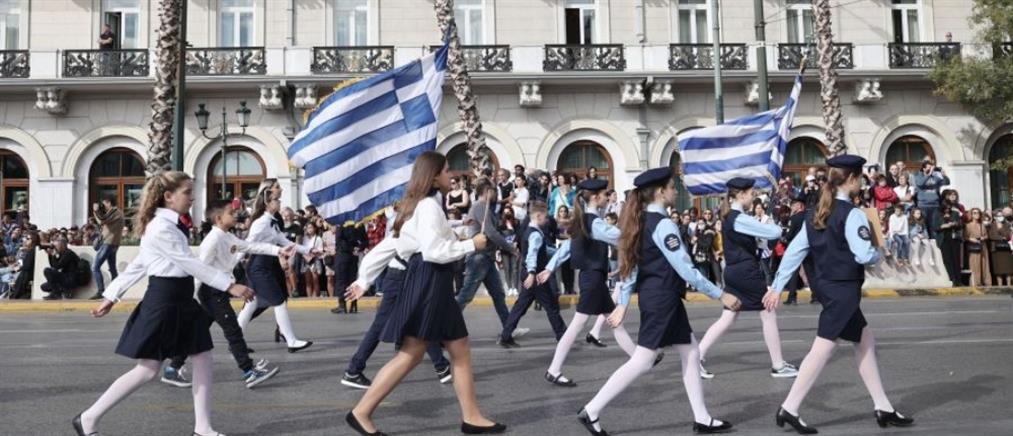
top-left (428, 45), bottom-right (512, 73)
top-left (0, 50), bottom-right (29, 78)
top-left (543, 44), bottom-right (625, 72)
top-left (668, 44), bottom-right (747, 71)
top-left (888, 42), bottom-right (961, 69)
top-left (186, 47), bottom-right (266, 76)
top-left (62, 49), bottom-right (149, 78)
top-left (777, 43), bottom-right (854, 70)
top-left (311, 46), bottom-right (395, 74)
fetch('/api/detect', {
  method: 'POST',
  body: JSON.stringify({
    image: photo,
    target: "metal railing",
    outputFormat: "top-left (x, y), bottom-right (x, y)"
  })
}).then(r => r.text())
top-left (311, 46), bottom-right (395, 74)
top-left (888, 42), bottom-right (961, 69)
top-left (668, 43), bottom-right (748, 70)
top-left (62, 49), bottom-right (149, 77)
top-left (186, 47), bottom-right (266, 76)
top-left (777, 43), bottom-right (854, 70)
top-left (543, 44), bottom-right (625, 71)
top-left (0, 50), bottom-right (29, 78)
top-left (428, 45), bottom-right (512, 72)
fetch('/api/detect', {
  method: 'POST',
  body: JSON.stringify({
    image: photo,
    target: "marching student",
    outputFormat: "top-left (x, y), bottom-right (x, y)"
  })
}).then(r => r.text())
top-left (346, 151), bottom-right (505, 435)
top-left (497, 201), bottom-right (567, 347)
top-left (577, 167), bottom-right (739, 436)
top-left (536, 178), bottom-right (646, 388)
top-left (161, 200), bottom-right (285, 390)
top-left (74, 171), bottom-right (255, 436)
top-left (765, 155), bottom-right (914, 434)
top-left (236, 180), bottom-right (315, 353)
top-left (696, 177), bottom-right (798, 379)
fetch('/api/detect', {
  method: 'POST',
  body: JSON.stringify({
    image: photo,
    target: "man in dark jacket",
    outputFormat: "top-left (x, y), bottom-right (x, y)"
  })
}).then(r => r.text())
top-left (784, 195), bottom-right (808, 305)
top-left (41, 237), bottom-right (82, 300)
top-left (332, 222), bottom-right (367, 314)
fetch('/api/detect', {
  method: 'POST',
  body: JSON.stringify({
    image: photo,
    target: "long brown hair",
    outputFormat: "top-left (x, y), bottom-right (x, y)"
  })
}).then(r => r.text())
top-left (719, 187), bottom-right (747, 221)
top-left (251, 178), bottom-right (279, 222)
top-left (570, 187), bottom-right (604, 241)
top-left (618, 183), bottom-right (664, 279)
top-left (134, 171), bottom-right (192, 237)
top-left (392, 151), bottom-right (447, 237)
top-left (813, 167), bottom-right (859, 230)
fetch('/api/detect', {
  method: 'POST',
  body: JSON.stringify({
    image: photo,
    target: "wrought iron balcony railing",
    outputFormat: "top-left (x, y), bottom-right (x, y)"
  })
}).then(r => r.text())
top-left (888, 42), bottom-right (961, 69)
top-left (668, 43), bottom-right (747, 71)
top-left (62, 49), bottom-right (149, 77)
top-left (311, 46), bottom-right (395, 74)
top-left (777, 43), bottom-right (854, 70)
top-left (543, 44), bottom-right (625, 72)
top-left (186, 47), bottom-right (266, 76)
top-left (0, 50), bottom-right (29, 78)
top-left (427, 45), bottom-right (512, 73)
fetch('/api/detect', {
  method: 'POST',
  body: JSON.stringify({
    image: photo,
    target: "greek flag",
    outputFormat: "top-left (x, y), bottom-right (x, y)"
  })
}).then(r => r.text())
top-left (679, 74), bottom-right (803, 196)
top-left (288, 44), bottom-right (448, 224)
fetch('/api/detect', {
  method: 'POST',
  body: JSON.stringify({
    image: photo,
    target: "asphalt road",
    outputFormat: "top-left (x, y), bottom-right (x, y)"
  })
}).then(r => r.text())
top-left (2, 296), bottom-right (1012, 436)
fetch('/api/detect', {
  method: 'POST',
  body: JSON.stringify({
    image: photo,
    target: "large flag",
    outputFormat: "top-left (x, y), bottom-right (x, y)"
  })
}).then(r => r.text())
top-left (678, 74), bottom-right (803, 196)
top-left (288, 44), bottom-right (448, 224)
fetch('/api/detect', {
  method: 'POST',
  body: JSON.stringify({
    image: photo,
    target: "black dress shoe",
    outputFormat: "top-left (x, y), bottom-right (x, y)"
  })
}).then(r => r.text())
top-left (245, 347), bottom-right (256, 354)
top-left (345, 411), bottom-right (387, 436)
top-left (73, 413), bottom-right (96, 436)
top-left (545, 371), bottom-right (577, 387)
top-left (585, 333), bottom-right (607, 348)
top-left (288, 341), bottom-right (313, 353)
top-left (497, 337), bottom-right (520, 348)
top-left (875, 410), bottom-right (914, 428)
top-left (653, 352), bottom-right (665, 367)
top-left (692, 418), bottom-right (733, 434)
top-left (350, 301), bottom-right (358, 313)
top-left (274, 326), bottom-right (285, 343)
top-left (461, 421), bottom-right (506, 434)
top-left (89, 293), bottom-right (104, 300)
top-left (577, 408), bottom-right (609, 436)
top-left (776, 407), bottom-right (818, 434)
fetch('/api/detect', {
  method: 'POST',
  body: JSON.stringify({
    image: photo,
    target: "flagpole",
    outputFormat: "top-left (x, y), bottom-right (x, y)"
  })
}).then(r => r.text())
top-left (754, 0), bottom-right (770, 111)
top-left (711, 0), bottom-right (724, 124)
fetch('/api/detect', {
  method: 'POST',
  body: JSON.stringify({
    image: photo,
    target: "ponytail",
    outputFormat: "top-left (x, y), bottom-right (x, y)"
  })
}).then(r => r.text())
top-left (134, 171), bottom-right (191, 237)
top-left (569, 189), bottom-right (594, 241)
top-left (813, 167), bottom-right (856, 230)
top-left (618, 186), bottom-right (656, 279)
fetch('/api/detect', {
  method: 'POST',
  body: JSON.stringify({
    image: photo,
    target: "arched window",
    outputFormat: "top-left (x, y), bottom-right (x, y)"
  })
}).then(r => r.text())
top-left (207, 147), bottom-right (266, 202)
top-left (989, 134), bottom-right (1013, 208)
top-left (557, 141), bottom-right (613, 185)
top-left (886, 135), bottom-right (936, 172)
top-left (447, 143), bottom-right (499, 181)
top-left (0, 150), bottom-right (29, 218)
top-left (783, 137), bottom-right (828, 186)
top-left (89, 148), bottom-right (145, 217)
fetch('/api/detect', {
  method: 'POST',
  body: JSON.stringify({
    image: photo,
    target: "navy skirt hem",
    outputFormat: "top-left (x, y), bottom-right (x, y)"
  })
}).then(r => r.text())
top-left (381, 254), bottom-right (468, 345)
top-left (723, 261), bottom-right (766, 311)
top-left (576, 269), bottom-right (615, 315)
top-left (815, 280), bottom-right (867, 343)
top-left (246, 254), bottom-right (288, 307)
top-left (637, 287), bottom-right (692, 349)
top-left (115, 276), bottom-right (213, 360)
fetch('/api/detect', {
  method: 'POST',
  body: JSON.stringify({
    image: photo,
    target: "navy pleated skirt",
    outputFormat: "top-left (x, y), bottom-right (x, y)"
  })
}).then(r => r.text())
top-left (381, 254), bottom-right (468, 346)
top-left (636, 287), bottom-right (692, 349)
top-left (723, 260), bottom-right (767, 311)
top-left (115, 276), bottom-right (213, 360)
top-left (246, 254), bottom-right (287, 307)
top-left (576, 269), bottom-right (615, 315)
top-left (815, 280), bottom-right (867, 343)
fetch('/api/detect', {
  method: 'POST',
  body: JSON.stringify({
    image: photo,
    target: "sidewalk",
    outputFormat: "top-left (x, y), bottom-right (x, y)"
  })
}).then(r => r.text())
top-left (3, 287), bottom-right (1011, 313)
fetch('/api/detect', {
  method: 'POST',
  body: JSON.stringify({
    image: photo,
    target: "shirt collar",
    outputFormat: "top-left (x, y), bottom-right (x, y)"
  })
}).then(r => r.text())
top-left (155, 208), bottom-right (180, 223)
top-left (647, 203), bottom-right (667, 214)
top-left (835, 191), bottom-right (850, 202)
top-left (731, 202), bottom-right (745, 212)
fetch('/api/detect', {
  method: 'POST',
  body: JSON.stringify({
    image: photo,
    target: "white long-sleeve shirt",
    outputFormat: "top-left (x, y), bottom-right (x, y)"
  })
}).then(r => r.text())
top-left (888, 213), bottom-right (909, 238)
top-left (199, 226), bottom-right (279, 285)
top-left (352, 236), bottom-right (403, 290)
top-left (246, 213), bottom-right (308, 254)
top-left (511, 187), bottom-right (529, 221)
top-left (394, 196), bottom-right (475, 264)
top-left (102, 208), bottom-right (232, 303)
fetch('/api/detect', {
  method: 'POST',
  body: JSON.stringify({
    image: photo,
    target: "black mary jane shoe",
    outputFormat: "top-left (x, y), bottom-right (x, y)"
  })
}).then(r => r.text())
top-left (72, 413), bottom-right (97, 436)
top-left (545, 371), bottom-right (577, 387)
top-left (776, 407), bottom-right (818, 434)
top-left (653, 352), bottom-right (665, 367)
top-left (345, 411), bottom-right (387, 436)
top-left (585, 333), bottom-right (607, 348)
top-left (274, 326), bottom-right (285, 343)
top-left (692, 418), bottom-right (733, 434)
top-left (577, 408), bottom-right (609, 436)
top-left (461, 421), bottom-right (506, 434)
top-left (875, 410), bottom-right (914, 428)
top-left (287, 341), bottom-right (313, 353)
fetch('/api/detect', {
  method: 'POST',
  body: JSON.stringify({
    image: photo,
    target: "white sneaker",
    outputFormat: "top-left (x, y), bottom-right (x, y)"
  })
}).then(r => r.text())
top-left (771, 362), bottom-right (799, 378)
top-left (512, 327), bottom-right (530, 338)
top-left (699, 360), bottom-right (715, 379)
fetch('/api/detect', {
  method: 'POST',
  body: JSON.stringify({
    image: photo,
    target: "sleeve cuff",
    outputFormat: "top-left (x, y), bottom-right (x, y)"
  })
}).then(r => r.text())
top-left (461, 239), bottom-right (476, 254)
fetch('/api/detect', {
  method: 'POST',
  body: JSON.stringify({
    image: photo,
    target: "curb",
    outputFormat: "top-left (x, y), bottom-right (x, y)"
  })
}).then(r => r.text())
top-left (3, 287), bottom-right (1012, 313)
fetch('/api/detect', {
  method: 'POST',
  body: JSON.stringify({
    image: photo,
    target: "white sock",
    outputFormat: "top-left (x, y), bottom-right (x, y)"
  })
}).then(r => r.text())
top-left (81, 359), bottom-right (161, 433)
top-left (190, 351), bottom-right (216, 435)
top-left (612, 324), bottom-right (636, 356)
top-left (589, 315), bottom-right (606, 340)
top-left (678, 336), bottom-right (720, 425)
top-left (782, 337), bottom-right (837, 415)
top-left (548, 312), bottom-right (589, 376)
top-left (237, 297), bottom-right (258, 331)
top-left (698, 310), bottom-right (738, 361)
top-left (584, 346), bottom-right (657, 430)
top-left (273, 303), bottom-right (306, 347)
top-left (854, 328), bottom-right (895, 412)
top-left (760, 309), bottom-right (786, 368)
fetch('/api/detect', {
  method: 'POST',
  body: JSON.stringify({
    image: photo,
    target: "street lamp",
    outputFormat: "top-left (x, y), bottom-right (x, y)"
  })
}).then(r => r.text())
top-left (195, 101), bottom-right (251, 199)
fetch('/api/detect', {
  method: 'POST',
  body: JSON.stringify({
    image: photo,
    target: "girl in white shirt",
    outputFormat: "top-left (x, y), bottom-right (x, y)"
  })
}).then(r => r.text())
top-left (76, 171), bottom-right (255, 436)
top-left (893, 173), bottom-right (916, 212)
top-left (301, 221), bottom-right (324, 297)
top-left (888, 204), bottom-right (911, 267)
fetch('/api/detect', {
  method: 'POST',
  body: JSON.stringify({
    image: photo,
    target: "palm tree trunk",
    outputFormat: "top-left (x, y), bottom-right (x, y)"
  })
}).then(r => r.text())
top-left (147, 0), bottom-right (182, 175)
top-left (813, 0), bottom-right (846, 156)
top-left (433, 0), bottom-right (491, 181)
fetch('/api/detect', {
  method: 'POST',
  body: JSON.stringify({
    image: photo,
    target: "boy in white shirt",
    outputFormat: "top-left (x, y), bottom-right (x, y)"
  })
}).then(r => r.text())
top-left (887, 204), bottom-right (911, 267)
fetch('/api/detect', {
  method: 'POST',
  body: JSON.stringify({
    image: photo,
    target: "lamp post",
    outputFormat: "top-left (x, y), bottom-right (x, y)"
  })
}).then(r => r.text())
top-left (195, 101), bottom-right (251, 200)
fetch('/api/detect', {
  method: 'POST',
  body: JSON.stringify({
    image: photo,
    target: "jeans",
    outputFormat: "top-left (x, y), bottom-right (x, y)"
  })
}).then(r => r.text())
top-left (921, 206), bottom-right (940, 240)
top-left (92, 244), bottom-right (119, 293)
top-left (455, 252), bottom-right (510, 325)
top-left (170, 284), bottom-right (255, 373)
top-left (891, 234), bottom-right (911, 260)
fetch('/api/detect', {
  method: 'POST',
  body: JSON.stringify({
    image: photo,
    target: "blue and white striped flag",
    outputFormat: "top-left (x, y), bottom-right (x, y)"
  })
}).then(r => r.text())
top-left (679, 74), bottom-right (803, 196)
top-left (288, 44), bottom-right (449, 224)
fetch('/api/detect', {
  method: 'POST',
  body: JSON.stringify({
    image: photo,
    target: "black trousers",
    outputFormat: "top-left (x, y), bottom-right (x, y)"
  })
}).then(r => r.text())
top-left (500, 282), bottom-right (567, 341)
top-left (559, 261), bottom-right (575, 294)
top-left (41, 268), bottom-right (76, 295)
top-left (170, 284), bottom-right (254, 373)
top-left (334, 252), bottom-right (358, 307)
top-left (939, 238), bottom-right (963, 287)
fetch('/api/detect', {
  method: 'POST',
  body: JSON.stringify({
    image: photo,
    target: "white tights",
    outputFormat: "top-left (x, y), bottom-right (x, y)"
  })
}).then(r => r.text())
top-left (80, 351), bottom-right (216, 434)
top-left (698, 309), bottom-right (786, 368)
top-left (587, 285), bottom-right (622, 342)
top-left (547, 311), bottom-right (636, 377)
top-left (237, 297), bottom-right (307, 348)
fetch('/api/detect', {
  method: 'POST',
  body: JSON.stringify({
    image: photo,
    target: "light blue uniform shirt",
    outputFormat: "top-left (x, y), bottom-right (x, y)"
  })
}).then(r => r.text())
top-left (617, 203), bottom-right (724, 306)
top-left (525, 225), bottom-right (544, 273)
top-left (731, 203), bottom-right (783, 240)
top-left (770, 192), bottom-right (880, 295)
top-left (544, 209), bottom-right (620, 272)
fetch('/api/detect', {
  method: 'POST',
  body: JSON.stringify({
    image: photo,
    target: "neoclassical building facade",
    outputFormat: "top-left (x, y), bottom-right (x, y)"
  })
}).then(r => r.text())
top-left (0, 0), bottom-right (1011, 229)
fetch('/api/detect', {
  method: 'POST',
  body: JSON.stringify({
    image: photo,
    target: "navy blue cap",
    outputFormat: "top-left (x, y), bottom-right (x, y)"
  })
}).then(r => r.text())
top-left (633, 167), bottom-right (674, 188)
top-left (577, 178), bottom-right (608, 191)
top-left (726, 177), bottom-right (755, 191)
top-left (826, 154), bottom-right (866, 171)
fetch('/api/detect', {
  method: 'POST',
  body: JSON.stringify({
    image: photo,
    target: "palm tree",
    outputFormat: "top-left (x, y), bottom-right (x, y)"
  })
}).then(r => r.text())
top-left (433, 0), bottom-right (492, 181)
top-left (813, 0), bottom-right (846, 156)
top-left (146, 0), bottom-right (182, 175)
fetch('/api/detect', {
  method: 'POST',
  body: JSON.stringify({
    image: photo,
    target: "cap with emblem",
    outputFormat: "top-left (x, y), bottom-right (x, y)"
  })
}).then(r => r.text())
top-left (726, 177), bottom-right (755, 191)
top-left (826, 154), bottom-right (866, 172)
top-left (634, 167), bottom-right (675, 188)
top-left (577, 178), bottom-right (608, 191)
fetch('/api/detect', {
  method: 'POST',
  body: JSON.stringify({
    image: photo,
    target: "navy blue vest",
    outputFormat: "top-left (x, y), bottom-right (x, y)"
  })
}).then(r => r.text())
top-left (570, 213), bottom-right (609, 272)
top-left (519, 226), bottom-right (549, 272)
top-left (636, 212), bottom-right (687, 296)
top-left (804, 199), bottom-right (864, 282)
top-left (722, 209), bottom-right (760, 267)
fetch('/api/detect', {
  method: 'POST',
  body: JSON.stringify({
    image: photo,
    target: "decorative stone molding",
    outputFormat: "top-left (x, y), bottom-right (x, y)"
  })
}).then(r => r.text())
top-left (648, 80), bottom-right (674, 105)
top-left (258, 84), bottom-right (284, 111)
top-left (854, 79), bottom-right (884, 103)
top-left (519, 81), bottom-right (542, 107)
top-left (294, 85), bottom-right (318, 110)
top-left (619, 80), bottom-right (645, 106)
top-left (744, 81), bottom-right (772, 107)
top-left (34, 88), bottom-right (66, 115)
